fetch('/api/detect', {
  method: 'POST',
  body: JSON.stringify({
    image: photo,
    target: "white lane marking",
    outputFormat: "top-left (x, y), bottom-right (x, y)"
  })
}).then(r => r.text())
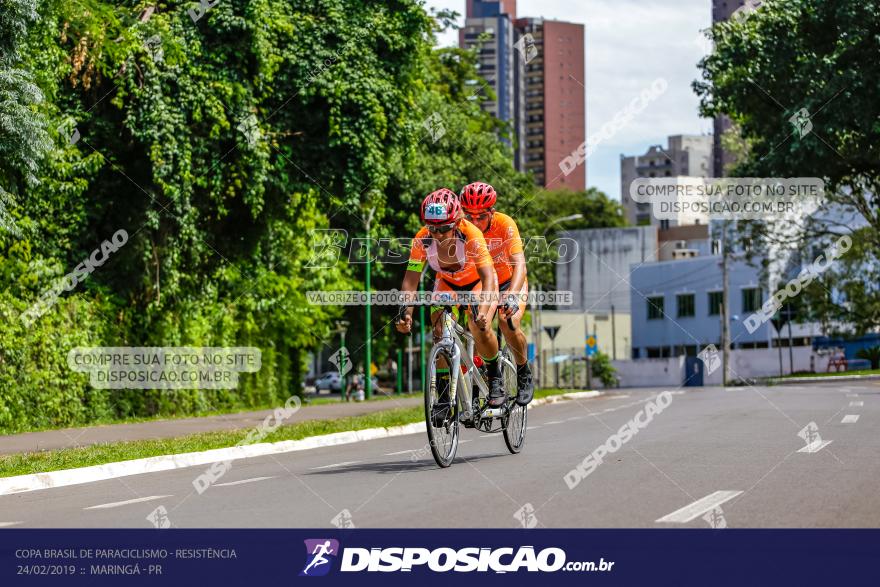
top-left (849, 401), bottom-right (864, 407)
top-left (846, 393), bottom-right (859, 397)
top-left (460, 439), bottom-right (473, 444)
top-left (798, 440), bottom-right (833, 453)
top-left (384, 449), bottom-right (417, 456)
top-left (842, 415), bottom-right (860, 424)
top-left (526, 426), bottom-right (541, 430)
top-left (309, 461), bottom-right (361, 470)
top-left (656, 491), bottom-right (743, 524)
top-left (544, 420), bottom-right (564, 425)
top-left (566, 416), bottom-right (585, 421)
top-left (214, 476), bottom-right (276, 487)
top-left (479, 434), bottom-right (494, 438)
top-left (84, 495), bottom-right (171, 510)
top-left (0, 521), bottom-right (23, 527)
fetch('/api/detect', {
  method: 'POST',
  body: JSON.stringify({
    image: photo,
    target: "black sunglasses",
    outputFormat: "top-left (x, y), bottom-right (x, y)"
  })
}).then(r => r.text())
top-left (427, 223), bottom-right (455, 234)
top-left (464, 211), bottom-right (491, 221)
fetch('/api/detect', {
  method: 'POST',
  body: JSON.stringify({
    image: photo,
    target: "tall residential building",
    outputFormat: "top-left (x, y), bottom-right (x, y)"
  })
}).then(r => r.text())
top-left (515, 18), bottom-right (585, 190)
top-left (462, 2), bottom-right (585, 190)
top-left (711, 0), bottom-right (748, 176)
top-left (461, 1), bottom-right (524, 170)
top-left (620, 134), bottom-right (714, 226)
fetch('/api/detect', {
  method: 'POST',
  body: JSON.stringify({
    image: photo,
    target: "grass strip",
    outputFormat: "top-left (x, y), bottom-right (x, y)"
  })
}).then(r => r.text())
top-left (0, 407), bottom-right (423, 479)
top-left (0, 388), bottom-right (590, 479)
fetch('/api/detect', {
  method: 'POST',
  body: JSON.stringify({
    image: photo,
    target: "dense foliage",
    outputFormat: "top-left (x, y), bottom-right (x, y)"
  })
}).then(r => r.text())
top-left (0, 1), bottom-right (613, 432)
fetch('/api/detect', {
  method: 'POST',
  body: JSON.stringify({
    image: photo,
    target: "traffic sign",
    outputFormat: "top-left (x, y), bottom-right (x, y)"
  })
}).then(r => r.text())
top-left (543, 326), bottom-right (560, 340)
top-left (585, 334), bottom-right (598, 357)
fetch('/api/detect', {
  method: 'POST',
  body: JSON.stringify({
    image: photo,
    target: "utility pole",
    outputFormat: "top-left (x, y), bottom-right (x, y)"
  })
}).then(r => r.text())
top-left (583, 311), bottom-right (590, 390)
top-left (720, 224), bottom-right (731, 387)
top-left (364, 207), bottom-right (375, 399)
top-left (786, 305), bottom-right (795, 374)
top-left (611, 304), bottom-right (617, 360)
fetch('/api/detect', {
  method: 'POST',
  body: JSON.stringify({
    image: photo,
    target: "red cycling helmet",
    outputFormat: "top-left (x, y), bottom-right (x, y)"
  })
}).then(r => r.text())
top-left (459, 182), bottom-right (497, 211)
top-left (420, 188), bottom-right (462, 225)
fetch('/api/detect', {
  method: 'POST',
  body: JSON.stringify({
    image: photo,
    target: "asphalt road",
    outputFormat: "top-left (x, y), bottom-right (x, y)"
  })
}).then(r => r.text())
top-left (1, 381), bottom-right (877, 529)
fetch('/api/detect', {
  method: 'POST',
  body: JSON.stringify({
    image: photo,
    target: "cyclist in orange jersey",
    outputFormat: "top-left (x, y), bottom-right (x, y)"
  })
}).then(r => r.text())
top-left (395, 189), bottom-right (507, 417)
top-left (459, 181), bottom-right (534, 406)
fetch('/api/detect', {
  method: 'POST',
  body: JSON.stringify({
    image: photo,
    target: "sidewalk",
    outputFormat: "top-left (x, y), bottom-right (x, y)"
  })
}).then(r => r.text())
top-left (0, 396), bottom-right (422, 456)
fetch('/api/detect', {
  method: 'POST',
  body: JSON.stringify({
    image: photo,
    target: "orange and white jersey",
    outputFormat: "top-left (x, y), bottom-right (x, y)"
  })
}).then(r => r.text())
top-left (480, 212), bottom-right (525, 284)
top-left (406, 219), bottom-right (494, 287)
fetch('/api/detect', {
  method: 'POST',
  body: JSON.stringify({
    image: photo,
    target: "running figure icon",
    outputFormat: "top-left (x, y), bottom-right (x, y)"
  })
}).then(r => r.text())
top-left (300, 539), bottom-right (340, 576)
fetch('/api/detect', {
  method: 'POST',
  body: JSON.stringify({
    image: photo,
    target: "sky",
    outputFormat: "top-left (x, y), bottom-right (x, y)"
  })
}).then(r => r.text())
top-left (420, 0), bottom-right (714, 200)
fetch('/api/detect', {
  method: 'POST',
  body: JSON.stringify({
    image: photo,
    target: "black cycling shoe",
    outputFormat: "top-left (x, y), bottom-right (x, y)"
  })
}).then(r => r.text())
top-left (487, 375), bottom-right (506, 408)
top-left (515, 366), bottom-right (534, 406)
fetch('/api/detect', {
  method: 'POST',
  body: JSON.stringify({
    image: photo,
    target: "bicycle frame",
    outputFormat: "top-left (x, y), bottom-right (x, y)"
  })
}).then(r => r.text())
top-left (432, 308), bottom-right (515, 423)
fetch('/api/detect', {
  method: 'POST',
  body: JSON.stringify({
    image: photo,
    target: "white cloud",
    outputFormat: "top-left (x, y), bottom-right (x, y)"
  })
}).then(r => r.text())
top-left (420, 0), bottom-right (713, 199)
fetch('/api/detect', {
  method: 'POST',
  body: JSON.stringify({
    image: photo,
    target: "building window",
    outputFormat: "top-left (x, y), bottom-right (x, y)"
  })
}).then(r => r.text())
top-left (677, 294), bottom-right (695, 318)
top-left (660, 219), bottom-right (670, 230)
top-left (674, 345), bottom-right (699, 357)
top-left (742, 288), bottom-right (762, 313)
top-left (646, 347), bottom-right (663, 358)
top-left (647, 296), bottom-right (664, 320)
top-left (708, 291), bottom-right (722, 315)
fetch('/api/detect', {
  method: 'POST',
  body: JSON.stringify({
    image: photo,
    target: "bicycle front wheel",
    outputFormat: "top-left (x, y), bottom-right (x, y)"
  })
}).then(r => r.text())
top-left (501, 347), bottom-right (527, 454)
top-left (425, 346), bottom-right (459, 468)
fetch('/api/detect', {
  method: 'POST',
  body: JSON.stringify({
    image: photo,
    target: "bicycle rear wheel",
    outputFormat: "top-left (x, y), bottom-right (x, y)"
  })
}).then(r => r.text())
top-left (425, 346), bottom-right (459, 467)
top-left (501, 347), bottom-right (527, 454)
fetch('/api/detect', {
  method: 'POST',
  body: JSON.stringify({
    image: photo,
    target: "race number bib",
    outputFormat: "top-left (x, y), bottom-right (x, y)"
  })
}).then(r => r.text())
top-left (424, 203), bottom-right (448, 221)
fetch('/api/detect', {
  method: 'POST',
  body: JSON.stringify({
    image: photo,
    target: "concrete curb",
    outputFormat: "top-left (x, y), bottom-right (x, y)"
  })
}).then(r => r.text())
top-left (0, 391), bottom-right (602, 496)
top-left (766, 374), bottom-right (880, 385)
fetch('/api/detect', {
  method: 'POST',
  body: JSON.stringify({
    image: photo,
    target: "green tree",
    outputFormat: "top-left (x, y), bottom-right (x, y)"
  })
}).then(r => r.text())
top-left (855, 345), bottom-right (880, 370)
top-left (695, 0), bottom-right (880, 334)
top-left (695, 0), bottom-right (880, 239)
top-left (0, 0), bottom-right (51, 190)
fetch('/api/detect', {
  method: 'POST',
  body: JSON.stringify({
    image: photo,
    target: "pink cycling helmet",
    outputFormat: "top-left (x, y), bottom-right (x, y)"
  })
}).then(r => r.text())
top-left (420, 188), bottom-right (462, 225)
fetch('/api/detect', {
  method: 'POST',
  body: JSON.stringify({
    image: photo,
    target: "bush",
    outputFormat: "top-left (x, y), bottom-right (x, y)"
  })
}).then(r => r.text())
top-left (855, 346), bottom-right (880, 370)
top-left (591, 351), bottom-right (618, 388)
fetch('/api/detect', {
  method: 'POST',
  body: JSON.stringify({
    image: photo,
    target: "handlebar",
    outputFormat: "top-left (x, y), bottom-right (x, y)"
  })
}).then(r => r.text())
top-left (397, 305), bottom-right (514, 334)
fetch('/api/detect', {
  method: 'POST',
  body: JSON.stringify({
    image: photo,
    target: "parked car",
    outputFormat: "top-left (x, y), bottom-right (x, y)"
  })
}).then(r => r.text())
top-left (314, 371), bottom-right (343, 392)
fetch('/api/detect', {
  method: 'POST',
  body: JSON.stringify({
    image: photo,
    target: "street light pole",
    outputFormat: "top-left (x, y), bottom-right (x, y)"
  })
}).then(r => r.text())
top-left (720, 223), bottom-right (731, 386)
top-left (364, 207), bottom-right (375, 399)
top-left (544, 213), bottom-right (583, 233)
